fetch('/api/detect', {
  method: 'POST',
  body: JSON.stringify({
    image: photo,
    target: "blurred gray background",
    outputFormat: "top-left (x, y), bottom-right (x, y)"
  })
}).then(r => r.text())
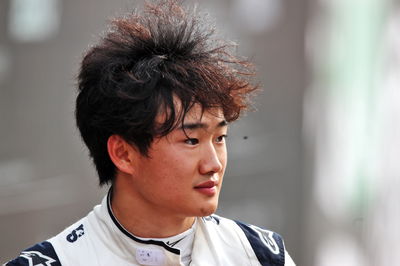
top-left (2, 0), bottom-right (399, 265)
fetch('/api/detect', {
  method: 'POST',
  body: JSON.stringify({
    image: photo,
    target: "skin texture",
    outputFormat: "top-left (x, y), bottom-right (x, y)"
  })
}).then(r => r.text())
top-left (108, 105), bottom-right (228, 238)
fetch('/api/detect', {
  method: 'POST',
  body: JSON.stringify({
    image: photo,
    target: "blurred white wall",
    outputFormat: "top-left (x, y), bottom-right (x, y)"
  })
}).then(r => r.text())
top-left (304, 0), bottom-right (400, 265)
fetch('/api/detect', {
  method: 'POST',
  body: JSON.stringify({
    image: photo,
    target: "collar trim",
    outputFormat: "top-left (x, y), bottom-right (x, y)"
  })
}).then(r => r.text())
top-left (106, 188), bottom-right (181, 255)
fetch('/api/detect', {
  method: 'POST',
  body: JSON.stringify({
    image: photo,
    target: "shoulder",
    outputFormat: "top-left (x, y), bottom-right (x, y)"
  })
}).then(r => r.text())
top-left (53, 220), bottom-right (87, 245)
top-left (4, 241), bottom-right (61, 266)
top-left (234, 219), bottom-right (286, 266)
top-left (202, 214), bottom-right (287, 266)
top-left (46, 216), bottom-right (93, 264)
top-left (234, 219), bottom-right (283, 255)
top-left (5, 217), bottom-right (90, 266)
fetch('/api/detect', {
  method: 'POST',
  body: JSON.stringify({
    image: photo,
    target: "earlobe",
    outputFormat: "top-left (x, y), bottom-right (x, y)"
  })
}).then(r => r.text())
top-left (107, 135), bottom-right (136, 175)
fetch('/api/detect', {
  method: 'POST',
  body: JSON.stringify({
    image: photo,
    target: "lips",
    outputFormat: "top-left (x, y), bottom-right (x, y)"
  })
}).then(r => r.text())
top-left (194, 180), bottom-right (217, 196)
top-left (194, 180), bottom-right (216, 189)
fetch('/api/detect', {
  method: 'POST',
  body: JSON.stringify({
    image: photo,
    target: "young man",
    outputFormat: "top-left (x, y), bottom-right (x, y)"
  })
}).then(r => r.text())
top-left (6, 1), bottom-right (295, 265)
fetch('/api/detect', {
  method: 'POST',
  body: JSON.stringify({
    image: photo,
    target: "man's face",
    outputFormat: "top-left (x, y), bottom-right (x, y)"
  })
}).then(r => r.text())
top-left (131, 105), bottom-right (228, 218)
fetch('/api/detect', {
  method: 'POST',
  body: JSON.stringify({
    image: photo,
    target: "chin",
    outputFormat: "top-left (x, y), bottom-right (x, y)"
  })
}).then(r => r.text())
top-left (196, 202), bottom-right (218, 217)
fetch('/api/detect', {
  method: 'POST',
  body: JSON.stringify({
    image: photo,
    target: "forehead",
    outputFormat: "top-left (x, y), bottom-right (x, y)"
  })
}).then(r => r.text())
top-left (183, 104), bottom-right (225, 124)
top-left (155, 97), bottom-right (226, 128)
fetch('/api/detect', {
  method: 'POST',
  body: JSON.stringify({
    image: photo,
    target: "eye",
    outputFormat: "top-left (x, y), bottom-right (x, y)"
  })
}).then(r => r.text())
top-left (184, 138), bottom-right (199, 145)
top-left (215, 134), bottom-right (227, 143)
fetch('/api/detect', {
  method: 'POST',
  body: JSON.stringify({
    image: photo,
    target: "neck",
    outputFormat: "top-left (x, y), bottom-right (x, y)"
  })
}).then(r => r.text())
top-left (110, 179), bottom-right (195, 238)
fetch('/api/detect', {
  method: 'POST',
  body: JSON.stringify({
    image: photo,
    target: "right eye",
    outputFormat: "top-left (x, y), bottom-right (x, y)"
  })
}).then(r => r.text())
top-left (184, 138), bottom-right (199, 145)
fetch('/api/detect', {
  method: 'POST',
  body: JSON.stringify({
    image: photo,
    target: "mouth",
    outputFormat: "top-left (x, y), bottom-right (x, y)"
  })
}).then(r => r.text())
top-left (194, 180), bottom-right (217, 196)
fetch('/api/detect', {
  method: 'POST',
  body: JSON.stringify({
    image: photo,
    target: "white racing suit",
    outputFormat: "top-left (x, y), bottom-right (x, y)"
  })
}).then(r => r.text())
top-left (6, 191), bottom-right (295, 266)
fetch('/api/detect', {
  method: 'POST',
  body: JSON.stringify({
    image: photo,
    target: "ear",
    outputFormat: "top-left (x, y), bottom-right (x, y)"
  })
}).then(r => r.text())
top-left (107, 135), bottom-right (138, 175)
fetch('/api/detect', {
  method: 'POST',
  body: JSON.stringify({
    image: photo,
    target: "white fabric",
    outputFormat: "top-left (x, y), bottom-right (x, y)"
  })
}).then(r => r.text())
top-left (48, 194), bottom-right (295, 266)
top-left (132, 219), bottom-right (197, 266)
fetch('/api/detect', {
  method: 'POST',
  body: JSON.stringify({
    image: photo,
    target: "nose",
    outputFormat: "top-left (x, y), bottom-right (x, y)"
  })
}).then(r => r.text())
top-left (199, 143), bottom-right (224, 175)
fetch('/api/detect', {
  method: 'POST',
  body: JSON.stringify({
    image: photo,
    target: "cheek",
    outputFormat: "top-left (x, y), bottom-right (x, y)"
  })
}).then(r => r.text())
top-left (160, 150), bottom-right (198, 173)
top-left (144, 146), bottom-right (200, 186)
top-left (147, 158), bottom-right (190, 185)
top-left (219, 148), bottom-right (228, 169)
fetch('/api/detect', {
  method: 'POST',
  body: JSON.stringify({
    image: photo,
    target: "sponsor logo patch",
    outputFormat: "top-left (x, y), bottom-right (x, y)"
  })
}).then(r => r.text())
top-left (19, 250), bottom-right (57, 266)
top-left (66, 223), bottom-right (85, 243)
top-left (136, 248), bottom-right (165, 266)
top-left (249, 225), bottom-right (280, 255)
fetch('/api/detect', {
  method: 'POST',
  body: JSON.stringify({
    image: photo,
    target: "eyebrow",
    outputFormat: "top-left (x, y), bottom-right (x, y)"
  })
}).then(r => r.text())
top-left (179, 120), bottom-right (228, 130)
